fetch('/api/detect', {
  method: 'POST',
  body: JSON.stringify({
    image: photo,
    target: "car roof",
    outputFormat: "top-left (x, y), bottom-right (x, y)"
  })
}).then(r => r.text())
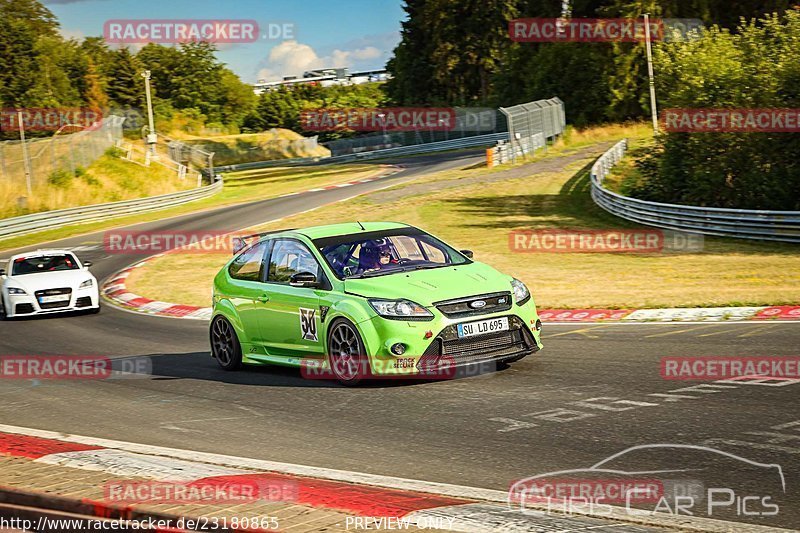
top-left (9, 249), bottom-right (78, 261)
top-left (286, 222), bottom-right (411, 240)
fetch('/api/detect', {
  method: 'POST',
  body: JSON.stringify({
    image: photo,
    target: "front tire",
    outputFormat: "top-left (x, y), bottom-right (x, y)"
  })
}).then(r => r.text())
top-left (210, 316), bottom-right (242, 370)
top-left (327, 318), bottom-right (369, 386)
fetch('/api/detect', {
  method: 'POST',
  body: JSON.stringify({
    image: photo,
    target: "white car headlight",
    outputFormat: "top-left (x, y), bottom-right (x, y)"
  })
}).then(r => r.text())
top-left (79, 279), bottom-right (94, 289)
top-left (369, 299), bottom-right (433, 320)
top-left (511, 278), bottom-right (530, 305)
top-left (7, 287), bottom-right (27, 295)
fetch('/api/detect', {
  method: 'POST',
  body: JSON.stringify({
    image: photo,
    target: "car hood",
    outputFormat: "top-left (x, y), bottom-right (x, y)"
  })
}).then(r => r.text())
top-left (6, 270), bottom-right (94, 291)
top-left (344, 261), bottom-right (511, 306)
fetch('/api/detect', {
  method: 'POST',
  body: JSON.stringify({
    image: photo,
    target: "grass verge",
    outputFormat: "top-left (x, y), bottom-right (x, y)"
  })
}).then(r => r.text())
top-left (0, 163), bottom-right (390, 253)
top-left (179, 129), bottom-right (330, 165)
top-left (0, 148), bottom-right (193, 219)
top-left (126, 123), bottom-right (800, 309)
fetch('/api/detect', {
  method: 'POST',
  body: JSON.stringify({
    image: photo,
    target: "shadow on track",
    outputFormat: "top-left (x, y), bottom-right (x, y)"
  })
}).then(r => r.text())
top-left (139, 351), bottom-right (513, 389)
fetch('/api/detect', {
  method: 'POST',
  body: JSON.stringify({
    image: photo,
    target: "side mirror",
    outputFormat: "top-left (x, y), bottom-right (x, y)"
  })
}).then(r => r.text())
top-left (232, 237), bottom-right (246, 255)
top-left (83, 261), bottom-right (92, 269)
top-left (0, 269), bottom-right (5, 277)
top-left (460, 249), bottom-right (474, 259)
top-left (290, 272), bottom-right (318, 288)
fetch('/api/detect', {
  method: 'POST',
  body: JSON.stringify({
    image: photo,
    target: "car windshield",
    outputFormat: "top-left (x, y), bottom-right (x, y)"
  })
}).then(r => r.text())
top-left (315, 228), bottom-right (469, 279)
top-left (11, 254), bottom-right (80, 276)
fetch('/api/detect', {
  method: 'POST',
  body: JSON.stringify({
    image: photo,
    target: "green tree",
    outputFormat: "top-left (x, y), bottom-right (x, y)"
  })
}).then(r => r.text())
top-left (631, 11), bottom-right (800, 209)
top-left (106, 48), bottom-right (144, 109)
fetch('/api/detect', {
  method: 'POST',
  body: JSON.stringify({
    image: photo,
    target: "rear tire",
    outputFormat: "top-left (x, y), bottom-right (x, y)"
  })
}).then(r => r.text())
top-left (210, 316), bottom-right (243, 371)
top-left (327, 318), bottom-right (369, 386)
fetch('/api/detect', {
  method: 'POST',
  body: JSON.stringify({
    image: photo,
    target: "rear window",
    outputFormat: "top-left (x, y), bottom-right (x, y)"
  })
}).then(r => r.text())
top-left (11, 254), bottom-right (80, 276)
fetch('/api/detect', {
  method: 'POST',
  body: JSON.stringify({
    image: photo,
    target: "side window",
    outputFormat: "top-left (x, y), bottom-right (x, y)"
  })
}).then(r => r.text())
top-left (269, 240), bottom-right (322, 284)
top-left (420, 240), bottom-right (447, 263)
top-left (228, 241), bottom-right (269, 281)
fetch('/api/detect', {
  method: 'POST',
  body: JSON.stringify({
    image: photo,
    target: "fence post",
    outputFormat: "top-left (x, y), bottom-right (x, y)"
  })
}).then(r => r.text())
top-left (16, 112), bottom-right (34, 196)
top-left (0, 143), bottom-right (6, 181)
top-left (499, 107), bottom-right (515, 164)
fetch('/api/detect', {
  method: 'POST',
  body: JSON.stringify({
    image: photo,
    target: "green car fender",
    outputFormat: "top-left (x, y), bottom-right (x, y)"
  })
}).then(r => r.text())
top-left (212, 297), bottom-right (244, 337)
top-left (321, 297), bottom-right (374, 342)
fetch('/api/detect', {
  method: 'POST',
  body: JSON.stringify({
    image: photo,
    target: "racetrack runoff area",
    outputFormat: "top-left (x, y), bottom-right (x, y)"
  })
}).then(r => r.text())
top-left (125, 123), bottom-right (800, 311)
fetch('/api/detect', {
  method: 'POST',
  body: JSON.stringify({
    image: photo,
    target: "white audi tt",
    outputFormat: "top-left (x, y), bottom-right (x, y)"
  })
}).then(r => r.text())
top-left (0, 249), bottom-right (100, 319)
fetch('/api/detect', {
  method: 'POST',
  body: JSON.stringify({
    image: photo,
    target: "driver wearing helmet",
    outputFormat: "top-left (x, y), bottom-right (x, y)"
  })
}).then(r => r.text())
top-left (359, 239), bottom-right (397, 272)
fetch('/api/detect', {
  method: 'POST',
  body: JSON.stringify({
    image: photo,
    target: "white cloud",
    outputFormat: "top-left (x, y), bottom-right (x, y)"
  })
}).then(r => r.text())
top-left (255, 33), bottom-right (397, 82)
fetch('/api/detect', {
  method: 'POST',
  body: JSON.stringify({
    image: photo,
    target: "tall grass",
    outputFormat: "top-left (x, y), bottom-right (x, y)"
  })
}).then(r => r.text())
top-left (0, 150), bottom-right (194, 219)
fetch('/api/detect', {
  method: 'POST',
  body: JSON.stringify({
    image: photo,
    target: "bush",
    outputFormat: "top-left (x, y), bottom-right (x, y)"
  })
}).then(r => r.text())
top-left (632, 11), bottom-right (800, 210)
top-left (47, 169), bottom-right (74, 187)
top-left (105, 146), bottom-right (125, 158)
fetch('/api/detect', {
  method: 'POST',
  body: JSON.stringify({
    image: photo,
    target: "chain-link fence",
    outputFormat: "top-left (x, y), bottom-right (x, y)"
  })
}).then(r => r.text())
top-left (116, 139), bottom-right (204, 187)
top-left (166, 139), bottom-right (216, 179)
top-left (323, 109), bottom-right (506, 156)
top-left (499, 98), bottom-right (566, 163)
top-left (0, 116), bottom-right (124, 193)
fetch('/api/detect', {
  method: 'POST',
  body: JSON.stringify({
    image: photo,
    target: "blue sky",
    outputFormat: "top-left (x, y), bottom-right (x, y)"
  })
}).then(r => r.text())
top-left (43, 0), bottom-right (405, 83)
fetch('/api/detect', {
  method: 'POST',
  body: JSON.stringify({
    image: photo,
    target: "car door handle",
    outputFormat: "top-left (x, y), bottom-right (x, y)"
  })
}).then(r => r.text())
top-left (257, 294), bottom-right (270, 303)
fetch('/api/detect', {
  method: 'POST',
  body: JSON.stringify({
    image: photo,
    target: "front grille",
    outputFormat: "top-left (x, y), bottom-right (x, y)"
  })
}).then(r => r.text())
top-left (15, 303), bottom-right (34, 314)
top-left (417, 315), bottom-right (536, 370)
top-left (442, 329), bottom-right (528, 365)
top-left (75, 296), bottom-right (92, 308)
top-left (34, 287), bottom-right (72, 309)
top-left (434, 292), bottom-right (513, 318)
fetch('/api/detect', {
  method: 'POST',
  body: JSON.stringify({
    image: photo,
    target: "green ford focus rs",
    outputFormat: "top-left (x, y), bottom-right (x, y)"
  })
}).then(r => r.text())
top-left (210, 222), bottom-right (542, 385)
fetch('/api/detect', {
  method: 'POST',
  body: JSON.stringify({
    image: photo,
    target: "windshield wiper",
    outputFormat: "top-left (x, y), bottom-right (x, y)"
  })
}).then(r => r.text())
top-left (347, 269), bottom-right (394, 279)
top-left (347, 263), bottom-right (445, 279)
top-left (409, 264), bottom-right (444, 271)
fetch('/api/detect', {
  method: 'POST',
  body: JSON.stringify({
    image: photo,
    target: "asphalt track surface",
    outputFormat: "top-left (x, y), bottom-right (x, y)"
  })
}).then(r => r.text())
top-left (0, 149), bottom-right (798, 530)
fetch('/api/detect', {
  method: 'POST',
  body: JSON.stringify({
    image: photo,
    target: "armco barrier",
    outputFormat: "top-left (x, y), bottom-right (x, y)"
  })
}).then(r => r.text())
top-left (0, 180), bottom-right (223, 241)
top-left (590, 140), bottom-right (800, 243)
top-left (215, 132), bottom-right (509, 173)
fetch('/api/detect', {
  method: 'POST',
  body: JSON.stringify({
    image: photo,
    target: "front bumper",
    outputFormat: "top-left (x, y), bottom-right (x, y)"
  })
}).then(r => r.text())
top-left (5, 288), bottom-right (99, 317)
top-left (358, 300), bottom-right (542, 377)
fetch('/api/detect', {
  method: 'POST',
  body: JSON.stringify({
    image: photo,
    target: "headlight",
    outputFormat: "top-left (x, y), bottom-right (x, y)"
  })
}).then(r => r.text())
top-left (79, 279), bottom-right (94, 289)
top-left (7, 287), bottom-right (26, 295)
top-left (511, 278), bottom-right (530, 306)
top-left (368, 299), bottom-right (433, 320)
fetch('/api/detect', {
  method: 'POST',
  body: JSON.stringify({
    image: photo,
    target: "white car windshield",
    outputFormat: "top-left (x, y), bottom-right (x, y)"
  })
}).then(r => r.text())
top-left (11, 254), bottom-right (80, 276)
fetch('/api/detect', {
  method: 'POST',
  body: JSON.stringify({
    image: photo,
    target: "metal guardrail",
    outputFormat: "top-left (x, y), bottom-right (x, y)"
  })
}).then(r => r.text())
top-left (590, 140), bottom-right (800, 243)
top-left (0, 180), bottom-right (223, 240)
top-left (332, 132), bottom-right (508, 161)
top-left (216, 132), bottom-right (508, 172)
